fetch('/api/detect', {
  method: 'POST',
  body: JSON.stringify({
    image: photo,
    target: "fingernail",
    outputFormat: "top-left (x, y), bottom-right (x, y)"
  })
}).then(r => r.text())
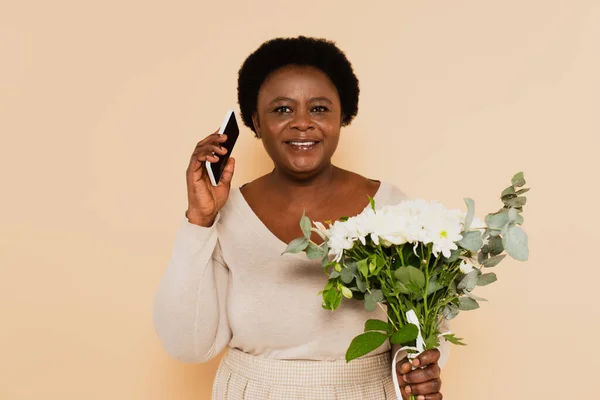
top-left (412, 358), bottom-right (420, 367)
top-left (417, 396), bottom-right (425, 400)
top-left (405, 385), bottom-right (411, 394)
top-left (403, 374), bottom-right (409, 382)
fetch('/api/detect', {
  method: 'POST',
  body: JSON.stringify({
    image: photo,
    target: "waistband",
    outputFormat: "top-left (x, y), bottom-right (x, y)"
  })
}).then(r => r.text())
top-left (222, 348), bottom-right (391, 387)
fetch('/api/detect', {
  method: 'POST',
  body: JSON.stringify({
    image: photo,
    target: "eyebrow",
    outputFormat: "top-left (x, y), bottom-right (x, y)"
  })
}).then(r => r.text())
top-left (268, 96), bottom-right (333, 105)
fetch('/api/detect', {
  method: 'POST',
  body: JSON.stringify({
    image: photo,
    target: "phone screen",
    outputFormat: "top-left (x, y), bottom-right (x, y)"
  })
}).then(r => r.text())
top-left (208, 111), bottom-right (239, 185)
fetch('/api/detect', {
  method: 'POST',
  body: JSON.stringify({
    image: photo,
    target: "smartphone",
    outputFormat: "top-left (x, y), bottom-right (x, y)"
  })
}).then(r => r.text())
top-left (206, 110), bottom-right (239, 186)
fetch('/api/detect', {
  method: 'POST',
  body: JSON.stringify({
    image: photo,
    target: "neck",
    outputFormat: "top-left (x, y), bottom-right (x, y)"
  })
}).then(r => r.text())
top-left (266, 163), bottom-right (343, 205)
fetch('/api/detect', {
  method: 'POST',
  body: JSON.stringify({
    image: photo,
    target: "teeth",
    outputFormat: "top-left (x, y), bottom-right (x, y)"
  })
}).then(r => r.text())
top-left (289, 141), bottom-right (316, 146)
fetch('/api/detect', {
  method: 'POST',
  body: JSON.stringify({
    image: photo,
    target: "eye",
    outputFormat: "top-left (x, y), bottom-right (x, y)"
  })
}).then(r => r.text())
top-left (274, 106), bottom-right (293, 113)
top-left (311, 105), bottom-right (329, 113)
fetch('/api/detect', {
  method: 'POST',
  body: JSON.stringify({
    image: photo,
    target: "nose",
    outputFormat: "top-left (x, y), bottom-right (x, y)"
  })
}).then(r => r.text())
top-left (289, 108), bottom-right (314, 132)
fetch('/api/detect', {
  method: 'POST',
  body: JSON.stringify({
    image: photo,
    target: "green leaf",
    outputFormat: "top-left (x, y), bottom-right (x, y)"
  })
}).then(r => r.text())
top-left (340, 267), bottom-right (354, 284)
top-left (477, 272), bottom-right (498, 286)
top-left (394, 266), bottom-right (426, 289)
top-left (339, 216), bottom-right (349, 222)
top-left (329, 270), bottom-right (340, 278)
top-left (365, 319), bottom-right (391, 333)
top-left (481, 254), bottom-right (506, 268)
top-left (457, 270), bottom-right (479, 292)
top-left (300, 211), bottom-right (312, 239)
top-left (443, 333), bottom-right (466, 346)
top-left (306, 242), bottom-right (325, 259)
top-left (283, 237), bottom-right (309, 254)
top-left (506, 197), bottom-right (527, 208)
top-left (357, 259), bottom-right (369, 278)
top-left (464, 198), bottom-right (475, 231)
top-left (340, 286), bottom-right (353, 299)
top-left (394, 281), bottom-right (410, 295)
top-left (515, 188), bottom-right (530, 195)
top-left (477, 250), bottom-right (488, 264)
top-left (425, 335), bottom-right (440, 349)
top-left (345, 332), bottom-right (388, 362)
top-left (458, 297), bottom-right (480, 311)
top-left (322, 289), bottom-right (342, 311)
top-left (502, 225), bottom-right (529, 261)
top-left (368, 196), bottom-right (376, 211)
top-left (390, 324), bottom-right (419, 345)
top-left (457, 231), bottom-right (484, 252)
top-left (486, 211), bottom-right (509, 230)
top-left (512, 172), bottom-right (526, 187)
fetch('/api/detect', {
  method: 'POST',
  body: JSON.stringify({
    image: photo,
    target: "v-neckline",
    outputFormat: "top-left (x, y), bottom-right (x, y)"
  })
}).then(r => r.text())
top-left (230, 181), bottom-right (390, 254)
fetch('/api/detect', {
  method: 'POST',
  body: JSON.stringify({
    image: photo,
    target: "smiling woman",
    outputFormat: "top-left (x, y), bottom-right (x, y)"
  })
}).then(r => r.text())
top-left (152, 36), bottom-right (448, 400)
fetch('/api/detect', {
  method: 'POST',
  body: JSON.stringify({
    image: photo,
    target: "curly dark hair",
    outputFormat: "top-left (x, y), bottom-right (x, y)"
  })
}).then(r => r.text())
top-left (237, 36), bottom-right (360, 135)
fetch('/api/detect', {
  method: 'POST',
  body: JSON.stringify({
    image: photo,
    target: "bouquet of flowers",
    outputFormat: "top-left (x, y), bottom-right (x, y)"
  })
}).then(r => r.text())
top-left (284, 172), bottom-right (529, 400)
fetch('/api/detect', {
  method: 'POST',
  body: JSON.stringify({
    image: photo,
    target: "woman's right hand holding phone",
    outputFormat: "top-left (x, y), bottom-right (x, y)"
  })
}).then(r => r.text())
top-left (185, 130), bottom-right (235, 227)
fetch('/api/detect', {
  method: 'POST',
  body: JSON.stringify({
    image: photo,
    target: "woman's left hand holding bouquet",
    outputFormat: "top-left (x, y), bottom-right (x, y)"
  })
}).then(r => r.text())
top-left (396, 349), bottom-right (442, 400)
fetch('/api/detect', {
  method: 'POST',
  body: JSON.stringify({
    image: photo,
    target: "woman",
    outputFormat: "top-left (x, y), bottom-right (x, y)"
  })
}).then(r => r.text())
top-left (153, 36), bottom-right (446, 400)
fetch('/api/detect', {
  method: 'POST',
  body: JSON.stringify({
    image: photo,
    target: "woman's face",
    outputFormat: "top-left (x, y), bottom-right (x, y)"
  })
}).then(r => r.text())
top-left (252, 65), bottom-right (342, 179)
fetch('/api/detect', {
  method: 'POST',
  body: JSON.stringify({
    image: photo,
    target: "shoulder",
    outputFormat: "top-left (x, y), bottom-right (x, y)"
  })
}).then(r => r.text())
top-left (376, 181), bottom-right (410, 206)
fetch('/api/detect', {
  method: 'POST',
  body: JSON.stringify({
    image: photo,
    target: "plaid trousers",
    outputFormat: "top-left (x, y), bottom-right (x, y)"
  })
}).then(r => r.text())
top-left (212, 348), bottom-right (396, 400)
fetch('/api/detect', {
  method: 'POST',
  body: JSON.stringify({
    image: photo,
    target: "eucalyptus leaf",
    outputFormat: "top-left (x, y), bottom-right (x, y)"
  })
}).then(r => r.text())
top-left (283, 237), bottom-right (309, 254)
top-left (306, 242), bottom-right (325, 259)
top-left (457, 270), bottom-right (479, 291)
top-left (340, 267), bottom-right (355, 284)
top-left (477, 250), bottom-right (488, 264)
top-left (465, 292), bottom-right (488, 302)
top-left (502, 225), bottom-right (529, 261)
top-left (394, 266), bottom-right (426, 289)
top-left (506, 197), bottom-right (527, 208)
top-left (482, 254), bottom-right (506, 268)
top-left (512, 172), bottom-right (526, 187)
top-left (329, 269), bottom-right (340, 279)
top-left (443, 304), bottom-right (460, 320)
top-left (458, 231), bottom-right (484, 252)
top-left (345, 332), bottom-right (389, 362)
top-left (458, 297), bottom-right (480, 311)
top-left (355, 277), bottom-right (367, 293)
top-left (501, 186), bottom-right (516, 197)
top-left (477, 272), bottom-right (498, 286)
top-left (300, 211), bottom-right (312, 239)
top-left (390, 324), bottom-right (419, 345)
top-left (515, 188), bottom-right (530, 195)
top-left (447, 249), bottom-right (461, 263)
top-left (508, 207), bottom-right (518, 222)
top-left (464, 198), bottom-right (475, 231)
top-left (487, 236), bottom-right (504, 256)
top-left (486, 211), bottom-right (509, 230)
top-left (364, 289), bottom-right (384, 312)
top-left (365, 319), bottom-right (391, 333)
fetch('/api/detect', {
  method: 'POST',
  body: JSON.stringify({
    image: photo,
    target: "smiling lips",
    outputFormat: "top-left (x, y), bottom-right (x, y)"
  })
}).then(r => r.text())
top-left (284, 140), bottom-right (321, 151)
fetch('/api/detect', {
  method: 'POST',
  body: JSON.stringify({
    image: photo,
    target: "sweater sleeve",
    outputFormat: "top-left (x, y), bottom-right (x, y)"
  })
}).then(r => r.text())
top-left (152, 213), bottom-right (231, 363)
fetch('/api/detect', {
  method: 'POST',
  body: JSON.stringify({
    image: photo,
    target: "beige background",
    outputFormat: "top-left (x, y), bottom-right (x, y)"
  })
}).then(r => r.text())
top-left (1, 0), bottom-right (599, 399)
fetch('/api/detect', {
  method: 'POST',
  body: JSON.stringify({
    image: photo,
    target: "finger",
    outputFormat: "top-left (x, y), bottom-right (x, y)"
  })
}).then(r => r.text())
top-left (195, 133), bottom-right (228, 149)
top-left (218, 157), bottom-right (235, 186)
top-left (404, 378), bottom-right (442, 396)
top-left (396, 357), bottom-right (412, 375)
top-left (414, 394), bottom-right (443, 400)
top-left (412, 349), bottom-right (440, 368)
top-left (403, 363), bottom-right (440, 384)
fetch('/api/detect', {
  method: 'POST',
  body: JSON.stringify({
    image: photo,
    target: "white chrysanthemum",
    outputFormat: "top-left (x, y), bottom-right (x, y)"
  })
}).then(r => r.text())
top-left (459, 259), bottom-right (476, 273)
top-left (324, 199), bottom-right (469, 262)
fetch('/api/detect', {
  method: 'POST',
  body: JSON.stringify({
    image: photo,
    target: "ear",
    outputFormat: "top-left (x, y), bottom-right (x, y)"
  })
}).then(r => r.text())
top-left (251, 112), bottom-right (261, 139)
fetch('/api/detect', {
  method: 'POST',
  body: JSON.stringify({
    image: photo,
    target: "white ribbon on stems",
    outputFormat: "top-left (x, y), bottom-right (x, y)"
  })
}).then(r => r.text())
top-left (391, 310), bottom-right (451, 400)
